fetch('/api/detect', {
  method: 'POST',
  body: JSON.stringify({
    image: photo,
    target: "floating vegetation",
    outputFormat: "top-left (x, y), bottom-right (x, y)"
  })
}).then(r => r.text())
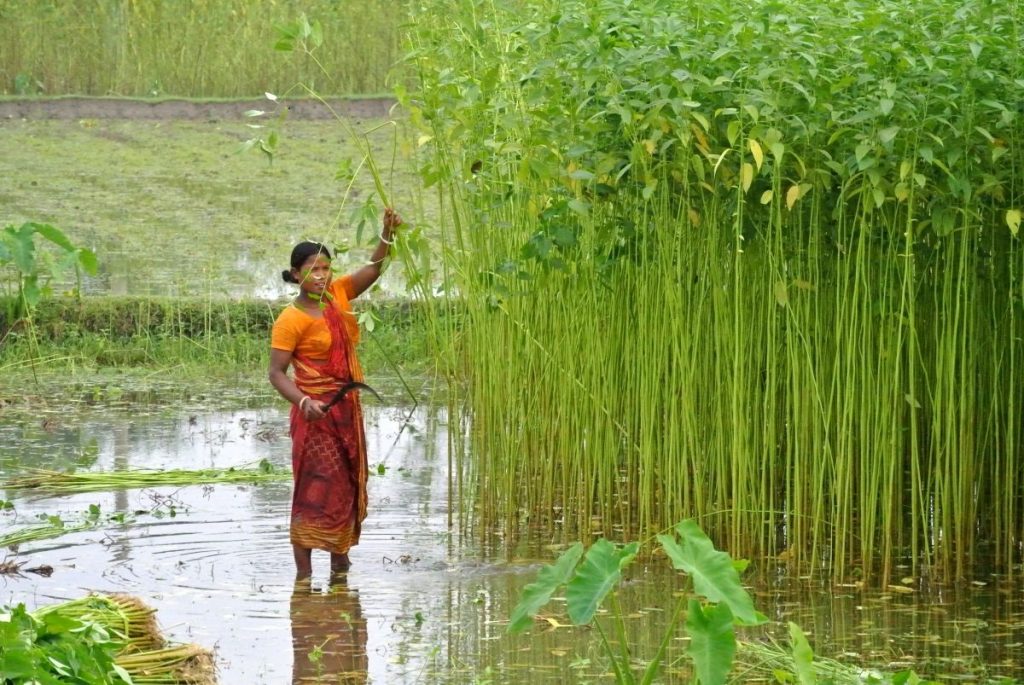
top-left (1, 461), bottom-right (288, 494)
top-left (0, 593), bottom-right (216, 684)
top-left (0, 500), bottom-right (189, 552)
top-left (735, 632), bottom-right (939, 685)
top-left (0, 520), bottom-right (94, 549)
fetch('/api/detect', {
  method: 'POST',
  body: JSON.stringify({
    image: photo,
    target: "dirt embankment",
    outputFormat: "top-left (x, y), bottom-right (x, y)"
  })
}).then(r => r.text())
top-left (0, 96), bottom-right (398, 121)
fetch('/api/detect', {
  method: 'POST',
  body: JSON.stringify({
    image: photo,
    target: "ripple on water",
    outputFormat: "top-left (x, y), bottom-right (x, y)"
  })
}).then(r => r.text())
top-left (3, 404), bottom-right (1023, 684)
top-left (2, 405), bottom-right (484, 684)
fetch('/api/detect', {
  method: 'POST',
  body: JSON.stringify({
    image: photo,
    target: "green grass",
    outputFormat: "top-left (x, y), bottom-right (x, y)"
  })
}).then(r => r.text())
top-left (0, 0), bottom-right (407, 97)
top-left (0, 295), bottom-right (437, 404)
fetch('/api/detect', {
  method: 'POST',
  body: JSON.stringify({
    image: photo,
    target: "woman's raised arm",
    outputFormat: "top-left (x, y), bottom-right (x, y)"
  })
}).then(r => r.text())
top-left (346, 207), bottom-right (403, 299)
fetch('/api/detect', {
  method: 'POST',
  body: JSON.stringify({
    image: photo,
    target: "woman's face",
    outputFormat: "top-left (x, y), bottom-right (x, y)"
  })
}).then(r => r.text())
top-left (293, 254), bottom-right (332, 297)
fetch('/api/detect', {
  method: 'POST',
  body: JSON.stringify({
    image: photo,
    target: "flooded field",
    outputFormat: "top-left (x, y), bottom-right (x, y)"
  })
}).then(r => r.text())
top-left (2, 402), bottom-right (1023, 683)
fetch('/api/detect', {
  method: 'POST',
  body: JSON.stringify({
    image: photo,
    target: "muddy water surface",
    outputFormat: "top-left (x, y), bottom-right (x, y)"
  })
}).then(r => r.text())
top-left (2, 405), bottom-right (1022, 684)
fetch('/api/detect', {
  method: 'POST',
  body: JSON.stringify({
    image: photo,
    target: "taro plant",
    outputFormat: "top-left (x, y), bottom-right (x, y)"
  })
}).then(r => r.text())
top-left (508, 519), bottom-right (766, 684)
top-left (0, 222), bottom-right (97, 330)
top-left (508, 520), bottom-right (948, 684)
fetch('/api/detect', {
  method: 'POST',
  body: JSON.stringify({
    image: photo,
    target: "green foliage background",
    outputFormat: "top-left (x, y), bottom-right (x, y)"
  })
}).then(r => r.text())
top-left (0, 0), bottom-right (406, 97)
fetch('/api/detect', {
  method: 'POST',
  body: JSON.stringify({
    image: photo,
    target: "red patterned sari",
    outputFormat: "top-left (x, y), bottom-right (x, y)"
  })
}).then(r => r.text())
top-left (289, 303), bottom-right (368, 555)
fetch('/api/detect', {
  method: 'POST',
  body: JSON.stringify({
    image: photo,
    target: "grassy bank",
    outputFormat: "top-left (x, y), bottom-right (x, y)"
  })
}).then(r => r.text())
top-left (0, 295), bottom-right (436, 403)
top-left (0, 0), bottom-right (407, 97)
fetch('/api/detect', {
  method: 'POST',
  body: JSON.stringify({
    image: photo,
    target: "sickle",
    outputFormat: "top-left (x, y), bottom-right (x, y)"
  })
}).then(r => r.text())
top-left (324, 381), bottom-right (382, 409)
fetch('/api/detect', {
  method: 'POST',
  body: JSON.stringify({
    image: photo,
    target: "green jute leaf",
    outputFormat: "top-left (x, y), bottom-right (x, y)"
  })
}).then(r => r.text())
top-left (1006, 209), bottom-right (1021, 237)
top-left (658, 520), bottom-right (763, 625)
top-left (112, 663), bottom-right (134, 683)
top-left (566, 539), bottom-right (639, 625)
top-left (507, 543), bottom-right (583, 633)
top-left (878, 126), bottom-right (900, 145)
top-left (567, 199), bottom-right (590, 217)
top-left (686, 600), bottom-right (736, 685)
top-left (773, 281), bottom-right (789, 306)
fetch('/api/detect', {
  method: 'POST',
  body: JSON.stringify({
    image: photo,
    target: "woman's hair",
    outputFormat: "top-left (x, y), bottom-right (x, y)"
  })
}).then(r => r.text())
top-left (282, 241), bottom-right (332, 283)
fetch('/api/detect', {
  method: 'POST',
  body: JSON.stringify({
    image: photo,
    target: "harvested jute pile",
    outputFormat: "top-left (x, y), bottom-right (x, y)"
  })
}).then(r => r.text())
top-left (2, 592), bottom-right (217, 684)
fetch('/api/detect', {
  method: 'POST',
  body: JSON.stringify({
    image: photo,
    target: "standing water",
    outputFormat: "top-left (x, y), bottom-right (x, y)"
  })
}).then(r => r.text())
top-left (1, 403), bottom-right (1022, 683)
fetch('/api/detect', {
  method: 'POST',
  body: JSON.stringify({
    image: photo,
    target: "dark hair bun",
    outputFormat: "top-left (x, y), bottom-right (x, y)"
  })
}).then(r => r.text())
top-left (282, 269), bottom-right (297, 284)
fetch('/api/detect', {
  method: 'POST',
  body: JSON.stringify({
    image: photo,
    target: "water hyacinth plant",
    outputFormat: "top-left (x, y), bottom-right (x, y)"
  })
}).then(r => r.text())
top-left (402, 0), bottom-right (1024, 583)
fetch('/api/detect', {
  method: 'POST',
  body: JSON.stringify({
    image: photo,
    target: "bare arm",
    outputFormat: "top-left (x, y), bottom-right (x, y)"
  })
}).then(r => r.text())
top-left (346, 207), bottom-right (403, 299)
top-left (268, 347), bottom-right (326, 421)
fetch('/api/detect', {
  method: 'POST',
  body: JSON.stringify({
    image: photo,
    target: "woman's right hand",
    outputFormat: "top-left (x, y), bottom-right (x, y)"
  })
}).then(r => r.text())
top-left (299, 396), bottom-right (327, 421)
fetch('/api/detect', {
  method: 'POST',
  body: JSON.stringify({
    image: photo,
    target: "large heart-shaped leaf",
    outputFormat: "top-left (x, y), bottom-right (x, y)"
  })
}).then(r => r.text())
top-left (507, 542), bottom-right (583, 634)
top-left (5, 224), bottom-right (36, 274)
top-left (566, 539), bottom-right (639, 625)
top-left (658, 520), bottom-right (762, 625)
top-left (27, 222), bottom-right (75, 253)
top-left (686, 599), bottom-right (736, 685)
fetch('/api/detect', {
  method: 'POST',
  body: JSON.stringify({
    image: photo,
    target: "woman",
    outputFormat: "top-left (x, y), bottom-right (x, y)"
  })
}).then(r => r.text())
top-left (269, 207), bottom-right (401, 578)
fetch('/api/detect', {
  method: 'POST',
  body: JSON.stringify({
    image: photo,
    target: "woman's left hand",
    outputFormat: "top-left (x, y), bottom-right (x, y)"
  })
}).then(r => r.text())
top-left (382, 207), bottom-right (402, 240)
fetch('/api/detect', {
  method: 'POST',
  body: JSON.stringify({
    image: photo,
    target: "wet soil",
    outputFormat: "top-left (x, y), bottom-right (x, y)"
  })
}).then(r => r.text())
top-left (0, 95), bottom-right (398, 121)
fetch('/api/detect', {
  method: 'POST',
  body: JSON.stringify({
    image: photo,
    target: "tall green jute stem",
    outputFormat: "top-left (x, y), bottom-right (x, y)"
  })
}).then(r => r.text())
top-left (593, 617), bottom-right (632, 684)
top-left (730, 140), bottom-right (747, 555)
top-left (901, 142), bottom-right (927, 577)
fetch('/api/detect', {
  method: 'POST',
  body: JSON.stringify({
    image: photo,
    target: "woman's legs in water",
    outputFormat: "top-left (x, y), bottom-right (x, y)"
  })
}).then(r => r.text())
top-left (293, 544), bottom-right (313, 579)
top-left (330, 552), bottom-right (351, 573)
top-left (294, 546), bottom-right (351, 577)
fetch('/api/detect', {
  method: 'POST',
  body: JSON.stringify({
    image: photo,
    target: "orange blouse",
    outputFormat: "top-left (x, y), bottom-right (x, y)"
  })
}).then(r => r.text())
top-left (271, 276), bottom-right (361, 361)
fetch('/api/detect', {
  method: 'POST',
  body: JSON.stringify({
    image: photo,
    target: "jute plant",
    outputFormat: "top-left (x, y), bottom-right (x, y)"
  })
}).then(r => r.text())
top-left (403, 0), bottom-right (1024, 584)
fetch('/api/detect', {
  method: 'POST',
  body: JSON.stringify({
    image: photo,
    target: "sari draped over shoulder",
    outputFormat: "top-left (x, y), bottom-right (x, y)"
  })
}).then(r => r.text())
top-left (289, 301), bottom-right (368, 555)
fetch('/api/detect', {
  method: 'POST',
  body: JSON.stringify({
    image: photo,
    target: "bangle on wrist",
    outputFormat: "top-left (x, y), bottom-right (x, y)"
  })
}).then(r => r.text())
top-left (298, 396), bottom-right (311, 411)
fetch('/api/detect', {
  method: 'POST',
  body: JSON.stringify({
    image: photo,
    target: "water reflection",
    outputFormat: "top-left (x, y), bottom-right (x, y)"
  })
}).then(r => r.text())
top-left (291, 577), bottom-right (367, 684)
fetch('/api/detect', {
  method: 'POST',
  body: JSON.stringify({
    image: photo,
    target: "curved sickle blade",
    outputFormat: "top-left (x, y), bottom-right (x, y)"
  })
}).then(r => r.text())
top-left (325, 381), bottom-right (382, 409)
